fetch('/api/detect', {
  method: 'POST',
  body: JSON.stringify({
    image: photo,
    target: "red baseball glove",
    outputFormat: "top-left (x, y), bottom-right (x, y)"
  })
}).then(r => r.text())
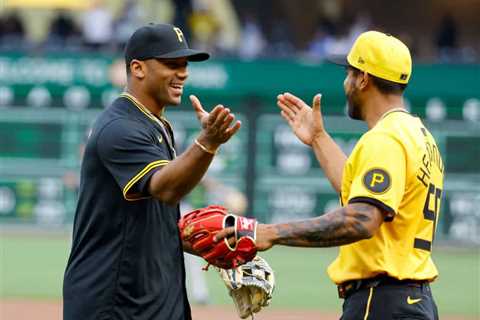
top-left (178, 205), bottom-right (257, 269)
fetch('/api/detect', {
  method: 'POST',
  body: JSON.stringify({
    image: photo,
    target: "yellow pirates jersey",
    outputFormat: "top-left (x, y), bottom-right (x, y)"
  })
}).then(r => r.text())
top-left (327, 110), bottom-right (444, 284)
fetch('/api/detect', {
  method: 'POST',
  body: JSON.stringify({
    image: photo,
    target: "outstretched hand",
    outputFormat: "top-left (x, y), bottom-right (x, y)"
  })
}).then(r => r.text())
top-left (214, 224), bottom-right (276, 252)
top-left (277, 92), bottom-right (325, 146)
top-left (190, 95), bottom-right (241, 151)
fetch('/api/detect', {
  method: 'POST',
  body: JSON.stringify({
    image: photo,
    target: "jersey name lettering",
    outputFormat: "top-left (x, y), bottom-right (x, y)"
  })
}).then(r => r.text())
top-left (416, 130), bottom-right (443, 188)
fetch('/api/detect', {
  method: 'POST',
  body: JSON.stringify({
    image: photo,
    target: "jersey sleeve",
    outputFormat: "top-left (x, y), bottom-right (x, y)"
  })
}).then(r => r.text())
top-left (347, 132), bottom-right (406, 221)
top-left (97, 118), bottom-right (171, 201)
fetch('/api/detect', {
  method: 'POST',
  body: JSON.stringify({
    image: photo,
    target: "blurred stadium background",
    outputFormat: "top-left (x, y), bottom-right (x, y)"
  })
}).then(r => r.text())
top-left (0, 0), bottom-right (478, 319)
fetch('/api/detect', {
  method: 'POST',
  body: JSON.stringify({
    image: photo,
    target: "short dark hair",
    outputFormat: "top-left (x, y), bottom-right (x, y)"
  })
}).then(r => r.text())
top-left (349, 66), bottom-right (407, 94)
top-left (370, 75), bottom-right (407, 94)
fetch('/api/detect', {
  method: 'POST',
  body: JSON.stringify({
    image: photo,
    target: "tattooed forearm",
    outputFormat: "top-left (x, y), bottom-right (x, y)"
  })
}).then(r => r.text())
top-left (273, 203), bottom-right (383, 247)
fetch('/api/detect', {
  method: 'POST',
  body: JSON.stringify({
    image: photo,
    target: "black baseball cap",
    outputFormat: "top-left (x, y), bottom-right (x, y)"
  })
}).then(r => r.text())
top-left (124, 23), bottom-right (209, 65)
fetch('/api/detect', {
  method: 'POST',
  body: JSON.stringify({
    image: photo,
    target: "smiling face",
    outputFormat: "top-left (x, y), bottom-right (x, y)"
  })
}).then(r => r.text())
top-left (141, 57), bottom-right (189, 107)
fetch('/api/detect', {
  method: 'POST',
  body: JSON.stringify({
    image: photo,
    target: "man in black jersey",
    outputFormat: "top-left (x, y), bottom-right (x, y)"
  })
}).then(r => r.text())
top-left (63, 23), bottom-right (241, 320)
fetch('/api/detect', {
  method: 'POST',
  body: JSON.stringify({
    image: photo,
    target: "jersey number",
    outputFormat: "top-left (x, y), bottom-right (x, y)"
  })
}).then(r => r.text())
top-left (414, 183), bottom-right (442, 251)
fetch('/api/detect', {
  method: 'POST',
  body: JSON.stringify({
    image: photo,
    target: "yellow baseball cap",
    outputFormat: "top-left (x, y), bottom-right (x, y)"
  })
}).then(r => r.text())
top-left (331, 31), bottom-right (412, 84)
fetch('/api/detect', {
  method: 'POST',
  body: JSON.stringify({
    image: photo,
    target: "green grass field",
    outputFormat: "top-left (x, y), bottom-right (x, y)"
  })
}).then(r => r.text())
top-left (0, 234), bottom-right (478, 316)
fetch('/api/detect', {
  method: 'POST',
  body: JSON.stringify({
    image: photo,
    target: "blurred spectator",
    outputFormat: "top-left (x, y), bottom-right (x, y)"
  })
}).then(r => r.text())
top-left (306, 16), bottom-right (338, 60)
top-left (202, 0), bottom-right (242, 57)
top-left (307, 29), bottom-right (335, 61)
top-left (189, 0), bottom-right (220, 53)
top-left (347, 12), bottom-right (372, 43)
top-left (435, 14), bottom-right (458, 62)
top-left (0, 11), bottom-right (27, 49)
top-left (81, 0), bottom-right (113, 50)
top-left (173, 0), bottom-right (193, 42)
top-left (113, 0), bottom-right (145, 50)
top-left (306, 10), bottom-right (375, 61)
top-left (268, 19), bottom-right (295, 58)
top-left (318, 11), bottom-right (372, 58)
top-left (398, 32), bottom-right (418, 59)
top-left (0, 2), bottom-right (477, 62)
top-left (45, 10), bottom-right (81, 50)
top-left (238, 12), bottom-right (266, 60)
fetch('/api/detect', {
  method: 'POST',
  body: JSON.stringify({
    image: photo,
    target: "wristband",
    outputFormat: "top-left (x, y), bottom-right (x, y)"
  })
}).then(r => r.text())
top-left (194, 139), bottom-right (217, 155)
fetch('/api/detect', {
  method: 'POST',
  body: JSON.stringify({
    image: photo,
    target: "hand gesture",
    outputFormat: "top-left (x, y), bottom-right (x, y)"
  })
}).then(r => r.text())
top-left (277, 92), bottom-right (326, 146)
top-left (214, 223), bottom-right (275, 252)
top-left (190, 95), bottom-right (241, 150)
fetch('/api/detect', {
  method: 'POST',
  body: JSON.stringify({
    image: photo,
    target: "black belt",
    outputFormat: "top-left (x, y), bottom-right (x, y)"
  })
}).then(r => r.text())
top-left (337, 275), bottom-right (429, 299)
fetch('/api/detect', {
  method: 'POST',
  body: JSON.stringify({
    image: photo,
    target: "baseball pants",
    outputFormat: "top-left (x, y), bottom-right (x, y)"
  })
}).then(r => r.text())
top-left (340, 282), bottom-right (439, 320)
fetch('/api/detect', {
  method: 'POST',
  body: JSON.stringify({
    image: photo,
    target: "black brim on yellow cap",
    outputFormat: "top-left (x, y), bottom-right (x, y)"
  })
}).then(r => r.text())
top-left (327, 55), bottom-right (349, 67)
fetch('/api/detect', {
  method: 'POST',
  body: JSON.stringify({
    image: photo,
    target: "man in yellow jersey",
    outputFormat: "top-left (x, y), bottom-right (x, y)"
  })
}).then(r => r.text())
top-left (216, 31), bottom-right (443, 319)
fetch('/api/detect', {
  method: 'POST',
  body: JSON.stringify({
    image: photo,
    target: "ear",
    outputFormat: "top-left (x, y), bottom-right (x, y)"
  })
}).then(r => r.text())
top-left (130, 59), bottom-right (146, 79)
top-left (357, 71), bottom-right (369, 90)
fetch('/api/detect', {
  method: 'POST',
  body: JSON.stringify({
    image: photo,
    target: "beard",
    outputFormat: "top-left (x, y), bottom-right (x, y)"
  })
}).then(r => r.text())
top-left (346, 87), bottom-right (363, 120)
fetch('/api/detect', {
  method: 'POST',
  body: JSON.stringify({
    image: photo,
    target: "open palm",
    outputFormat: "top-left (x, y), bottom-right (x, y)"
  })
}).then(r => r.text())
top-left (277, 93), bottom-right (325, 146)
top-left (189, 94), bottom-right (241, 145)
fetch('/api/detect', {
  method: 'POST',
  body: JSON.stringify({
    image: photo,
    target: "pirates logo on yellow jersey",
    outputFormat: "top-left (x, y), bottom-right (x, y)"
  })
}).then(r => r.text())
top-left (363, 168), bottom-right (391, 194)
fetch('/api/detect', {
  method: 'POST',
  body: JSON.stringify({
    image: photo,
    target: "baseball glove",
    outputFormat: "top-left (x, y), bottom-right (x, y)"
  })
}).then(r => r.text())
top-left (178, 205), bottom-right (257, 269)
top-left (218, 256), bottom-right (275, 319)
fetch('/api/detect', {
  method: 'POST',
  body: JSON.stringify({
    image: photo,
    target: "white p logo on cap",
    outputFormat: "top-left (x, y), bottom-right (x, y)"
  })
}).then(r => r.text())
top-left (173, 27), bottom-right (184, 43)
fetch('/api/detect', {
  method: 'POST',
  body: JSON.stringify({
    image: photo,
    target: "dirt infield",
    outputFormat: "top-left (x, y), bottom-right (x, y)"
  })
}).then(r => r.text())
top-left (0, 299), bottom-right (476, 320)
top-left (1, 300), bottom-right (338, 320)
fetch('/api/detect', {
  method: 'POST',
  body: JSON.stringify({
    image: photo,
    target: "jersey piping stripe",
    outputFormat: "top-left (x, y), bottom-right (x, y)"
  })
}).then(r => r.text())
top-left (363, 287), bottom-right (374, 320)
top-left (120, 92), bottom-right (173, 130)
top-left (123, 160), bottom-right (169, 201)
top-left (349, 196), bottom-right (395, 221)
top-left (120, 93), bottom-right (161, 125)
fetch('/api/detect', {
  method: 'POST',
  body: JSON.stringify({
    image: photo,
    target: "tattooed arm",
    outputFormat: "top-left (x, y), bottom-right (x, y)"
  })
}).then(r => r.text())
top-left (214, 202), bottom-right (385, 251)
top-left (262, 202), bottom-right (384, 248)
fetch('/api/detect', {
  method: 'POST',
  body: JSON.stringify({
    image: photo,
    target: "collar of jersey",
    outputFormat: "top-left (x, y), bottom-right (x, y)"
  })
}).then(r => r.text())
top-left (120, 92), bottom-right (166, 127)
top-left (379, 107), bottom-right (410, 121)
top-left (120, 92), bottom-right (177, 158)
